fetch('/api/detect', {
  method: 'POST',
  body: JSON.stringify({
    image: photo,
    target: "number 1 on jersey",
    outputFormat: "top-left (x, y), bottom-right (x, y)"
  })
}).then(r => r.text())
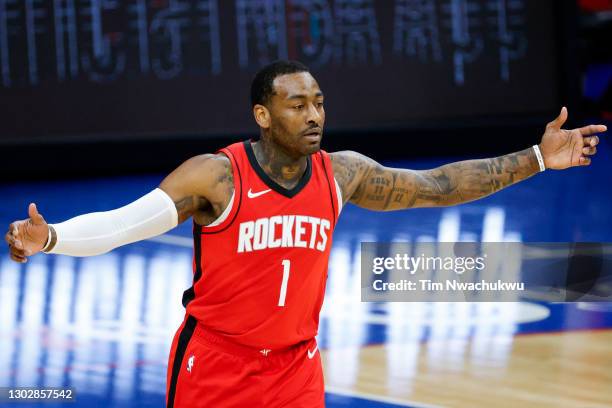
top-left (278, 259), bottom-right (291, 307)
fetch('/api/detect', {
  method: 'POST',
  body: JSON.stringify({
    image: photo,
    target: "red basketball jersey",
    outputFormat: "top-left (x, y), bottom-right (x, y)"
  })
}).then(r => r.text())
top-left (181, 140), bottom-right (341, 350)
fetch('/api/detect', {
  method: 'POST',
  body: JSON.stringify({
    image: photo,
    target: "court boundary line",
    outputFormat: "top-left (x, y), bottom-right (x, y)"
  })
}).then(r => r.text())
top-left (325, 386), bottom-right (443, 408)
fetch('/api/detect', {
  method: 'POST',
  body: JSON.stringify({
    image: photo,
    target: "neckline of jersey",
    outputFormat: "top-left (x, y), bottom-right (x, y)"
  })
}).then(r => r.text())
top-left (243, 140), bottom-right (312, 199)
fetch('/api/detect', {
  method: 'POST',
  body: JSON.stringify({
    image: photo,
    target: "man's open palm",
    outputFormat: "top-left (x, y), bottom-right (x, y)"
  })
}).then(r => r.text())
top-left (539, 107), bottom-right (607, 170)
top-left (4, 203), bottom-right (49, 263)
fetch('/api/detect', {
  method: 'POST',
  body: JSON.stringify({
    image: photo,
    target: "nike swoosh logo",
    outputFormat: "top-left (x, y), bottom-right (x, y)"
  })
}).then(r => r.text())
top-left (307, 345), bottom-right (318, 359)
top-left (247, 188), bottom-right (272, 199)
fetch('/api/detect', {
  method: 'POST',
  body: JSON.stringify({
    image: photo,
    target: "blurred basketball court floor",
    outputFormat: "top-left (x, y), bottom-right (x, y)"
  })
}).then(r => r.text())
top-left (1, 143), bottom-right (611, 408)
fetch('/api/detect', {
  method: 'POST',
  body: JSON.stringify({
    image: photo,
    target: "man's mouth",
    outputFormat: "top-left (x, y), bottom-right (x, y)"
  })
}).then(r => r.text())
top-left (303, 129), bottom-right (322, 138)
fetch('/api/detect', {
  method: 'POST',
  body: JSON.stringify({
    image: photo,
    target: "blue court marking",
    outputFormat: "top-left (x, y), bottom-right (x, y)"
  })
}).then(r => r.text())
top-left (325, 391), bottom-right (428, 408)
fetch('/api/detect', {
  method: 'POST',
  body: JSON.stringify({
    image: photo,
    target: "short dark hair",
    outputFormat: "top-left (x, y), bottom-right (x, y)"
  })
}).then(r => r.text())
top-left (250, 60), bottom-right (310, 106)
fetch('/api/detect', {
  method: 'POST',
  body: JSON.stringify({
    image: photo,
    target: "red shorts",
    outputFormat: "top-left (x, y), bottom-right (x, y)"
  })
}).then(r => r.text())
top-left (165, 316), bottom-right (325, 408)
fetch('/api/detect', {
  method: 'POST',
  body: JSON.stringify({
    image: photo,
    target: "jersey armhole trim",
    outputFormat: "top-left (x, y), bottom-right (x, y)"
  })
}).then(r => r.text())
top-left (334, 177), bottom-right (343, 215)
top-left (204, 191), bottom-right (235, 227)
top-left (319, 150), bottom-right (339, 225)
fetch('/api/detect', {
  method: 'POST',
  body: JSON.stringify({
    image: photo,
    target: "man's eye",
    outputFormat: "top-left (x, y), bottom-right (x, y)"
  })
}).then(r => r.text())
top-left (294, 105), bottom-right (304, 110)
top-left (317, 102), bottom-right (324, 108)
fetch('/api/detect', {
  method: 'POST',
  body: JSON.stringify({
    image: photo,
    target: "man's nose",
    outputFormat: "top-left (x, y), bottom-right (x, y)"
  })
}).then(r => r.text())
top-left (306, 103), bottom-right (321, 125)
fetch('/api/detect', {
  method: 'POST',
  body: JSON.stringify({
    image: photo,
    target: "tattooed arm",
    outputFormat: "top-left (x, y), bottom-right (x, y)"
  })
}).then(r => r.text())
top-left (330, 108), bottom-right (605, 211)
top-left (330, 148), bottom-right (539, 210)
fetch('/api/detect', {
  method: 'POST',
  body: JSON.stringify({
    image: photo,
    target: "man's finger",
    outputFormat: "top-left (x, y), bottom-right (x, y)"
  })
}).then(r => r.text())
top-left (9, 222), bottom-right (19, 238)
top-left (28, 203), bottom-right (46, 225)
top-left (583, 146), bottom-right (597, 156)
top-left (583, 135), bottom-right (600, 146)
top-left (5, 232), bottom-right (15, 245)
top-left (9, 249), bottom-right (26, 261)
top-left (548, 106), bottom-right (568, 129)
top-left (9, 253), bottom-right (26, 263)
top-left (578, 125), bottom-right (607, 136)
top-left (10, 222), bottom-right (21, 238)
top-left (579, 156), bottom-right (592, 166)
top-left (10, 245), bottom-right (26, 257)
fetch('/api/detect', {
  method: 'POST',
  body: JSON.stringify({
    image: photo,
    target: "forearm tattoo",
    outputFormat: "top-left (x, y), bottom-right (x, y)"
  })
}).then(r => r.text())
top-left (331, 148), bottom-right (540, 211)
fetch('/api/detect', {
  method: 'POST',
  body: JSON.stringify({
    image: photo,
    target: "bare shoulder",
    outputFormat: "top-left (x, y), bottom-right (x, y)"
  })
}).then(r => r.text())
top-left (329, 151), bottom-right (378, 204)
top-left (181, 153), bottom-right (231, 175)
top-left (160, 152), bottom-right (233, 203)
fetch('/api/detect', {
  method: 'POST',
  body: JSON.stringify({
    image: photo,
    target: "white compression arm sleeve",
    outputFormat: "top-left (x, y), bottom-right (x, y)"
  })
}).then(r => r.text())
top-left (46, 188), bottom-right (178, 257)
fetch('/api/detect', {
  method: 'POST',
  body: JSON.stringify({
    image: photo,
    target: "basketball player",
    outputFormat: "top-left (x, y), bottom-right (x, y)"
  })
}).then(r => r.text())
top-left (5, 61), bottom-right (606, 407)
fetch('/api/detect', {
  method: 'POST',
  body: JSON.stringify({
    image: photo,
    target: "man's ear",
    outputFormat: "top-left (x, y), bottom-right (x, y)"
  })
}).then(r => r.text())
top-left (254, 104), bottom-right (271, 129)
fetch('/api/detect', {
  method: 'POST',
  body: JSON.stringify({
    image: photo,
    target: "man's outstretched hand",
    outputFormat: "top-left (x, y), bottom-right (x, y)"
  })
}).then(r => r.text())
top-left (540, 107), bottom-right (607, 170)
top-left (4, 203), bottom-right (49, 263)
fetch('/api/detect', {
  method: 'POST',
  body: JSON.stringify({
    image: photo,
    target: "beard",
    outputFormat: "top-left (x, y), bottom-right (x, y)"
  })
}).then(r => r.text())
top-left (266, 124), bottom-right (321, 157)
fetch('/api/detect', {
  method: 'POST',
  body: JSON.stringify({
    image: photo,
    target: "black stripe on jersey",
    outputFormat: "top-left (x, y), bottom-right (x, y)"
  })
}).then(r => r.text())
top-left (183, 148), bottom-right (242, 307)
top-left (243, 140), bottom-right (312, 198)
top-left (201, 147), bottom-right (243, 235)
top-left (181, 226), bottom-right (202, 308)
top-left (319, 151), bottom-right (337, 226)
top-left (166, 315), bottom-right (197, 408)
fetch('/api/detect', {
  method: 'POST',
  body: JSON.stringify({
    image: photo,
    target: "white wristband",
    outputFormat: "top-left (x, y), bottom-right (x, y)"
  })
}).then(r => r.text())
top-left (533, 145), bottom-right (546, 172)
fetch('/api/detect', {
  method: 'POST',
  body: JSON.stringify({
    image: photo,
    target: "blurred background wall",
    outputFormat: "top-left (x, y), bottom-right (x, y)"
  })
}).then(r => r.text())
top-left (0, 0), bottom-right (609, 182)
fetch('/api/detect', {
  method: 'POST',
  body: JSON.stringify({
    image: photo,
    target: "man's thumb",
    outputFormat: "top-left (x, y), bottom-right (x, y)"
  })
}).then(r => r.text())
top-left (550, 106), bottom-right (568, 129)
top-left (28, 203), bottom-right (46, 225)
